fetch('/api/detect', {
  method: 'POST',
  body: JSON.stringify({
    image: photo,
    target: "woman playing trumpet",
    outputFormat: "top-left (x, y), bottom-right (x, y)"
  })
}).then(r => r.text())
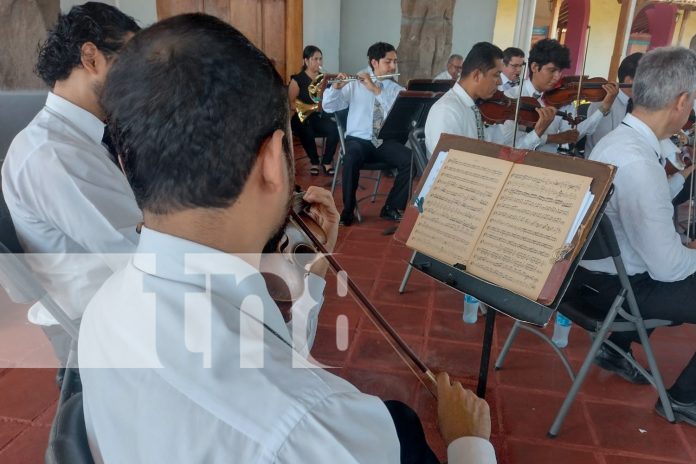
top-left (288, 45), bottom-right (339, 176)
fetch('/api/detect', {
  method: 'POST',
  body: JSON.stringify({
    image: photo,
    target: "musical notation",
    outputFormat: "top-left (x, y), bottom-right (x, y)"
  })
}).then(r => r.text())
top-left (468, 164), bottom-right (592, 300)
top-left (406, 150), bottom-right (513, 266)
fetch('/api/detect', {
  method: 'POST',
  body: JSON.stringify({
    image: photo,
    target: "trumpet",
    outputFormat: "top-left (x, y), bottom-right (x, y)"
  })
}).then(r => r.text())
top-left (326, 73), bottom-right (400, 85)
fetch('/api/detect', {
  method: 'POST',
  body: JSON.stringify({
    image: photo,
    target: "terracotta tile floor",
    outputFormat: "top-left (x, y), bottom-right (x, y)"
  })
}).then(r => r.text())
top-left (1, 149), bottom-right (696, 463)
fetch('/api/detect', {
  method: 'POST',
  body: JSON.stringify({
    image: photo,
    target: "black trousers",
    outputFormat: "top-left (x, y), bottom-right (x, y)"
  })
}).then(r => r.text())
top-left (291, 112), bottom-right (339, 166)
top-left (384, 400), bottom-right (439, 464)
top-left (342, 136), bottom-right (412, 215)
top-left (571, 267), bottom-right (696, 403)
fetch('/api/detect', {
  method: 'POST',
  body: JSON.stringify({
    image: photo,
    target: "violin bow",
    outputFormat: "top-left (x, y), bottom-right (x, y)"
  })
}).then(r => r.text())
top-left (568, 26), bottom-right (591, 155)
top-left (289, 209), bottom-right (439, 394)
top-left (511, 61), bottom-right (528, 148)
top-left (690, 143), bottom-right (695, 241)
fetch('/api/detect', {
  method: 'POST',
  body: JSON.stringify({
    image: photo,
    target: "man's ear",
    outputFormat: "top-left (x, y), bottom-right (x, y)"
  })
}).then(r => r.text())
top-left (80, 42), bottom-right (101, 75)
top-left (257, 129), bottom-right (287, 193)
top-left (530, 62), bottom-right (540, 75)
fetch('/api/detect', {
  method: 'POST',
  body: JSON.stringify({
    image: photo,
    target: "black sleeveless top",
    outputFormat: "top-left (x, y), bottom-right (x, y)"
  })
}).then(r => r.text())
top-left (291, 71), bottom-right (316, 105)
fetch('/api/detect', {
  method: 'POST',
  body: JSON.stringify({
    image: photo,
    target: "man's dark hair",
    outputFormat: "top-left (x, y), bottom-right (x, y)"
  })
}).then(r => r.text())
top-left (502, 47), bottom-right (525, 65)
top-left (528, 39), bottom-right (570, 76)
top-left (618, 52), bottom-right (643, 83)
top-left (35, 2), bottom-right (140, 87)
top-left (367, 42), bottom-right (396, 70)
top-left (102, 13), bottom-right (289, 214)
top-left (461, 42), bottom-right (503, 78)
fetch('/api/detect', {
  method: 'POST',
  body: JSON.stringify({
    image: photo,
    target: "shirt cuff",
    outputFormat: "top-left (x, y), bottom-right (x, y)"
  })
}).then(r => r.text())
top-left (447, 437), bottom-right (497, 464)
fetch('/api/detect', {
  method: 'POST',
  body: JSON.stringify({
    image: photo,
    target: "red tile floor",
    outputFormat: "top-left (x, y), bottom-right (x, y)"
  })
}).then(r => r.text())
top-left (1, 147), bottom-right (696, 463)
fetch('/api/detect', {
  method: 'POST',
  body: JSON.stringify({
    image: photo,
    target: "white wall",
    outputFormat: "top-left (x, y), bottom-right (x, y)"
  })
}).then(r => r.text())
top-left (338, 0), bottom-right (498, 73)
top-left (303, 0), bottom-right (342, 73)
top-left (60, 0), bottom-right (158, 27)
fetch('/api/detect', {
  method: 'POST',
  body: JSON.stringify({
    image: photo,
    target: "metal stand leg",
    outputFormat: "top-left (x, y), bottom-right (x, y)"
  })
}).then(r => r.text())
top-left (399, 251), bottom-right (417, 294)
top-left (477, 309), bottom-right (497, 398)
top-left (494, 320), bottom-right (522, 370)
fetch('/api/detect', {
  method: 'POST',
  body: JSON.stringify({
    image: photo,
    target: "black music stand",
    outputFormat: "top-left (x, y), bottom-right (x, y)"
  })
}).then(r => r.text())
top-left (406, 189), bottom-right (613, 398)
top-left (377, 91), bottom-right (442, 144)
top-left (406, 79), bottom-right (455, 92)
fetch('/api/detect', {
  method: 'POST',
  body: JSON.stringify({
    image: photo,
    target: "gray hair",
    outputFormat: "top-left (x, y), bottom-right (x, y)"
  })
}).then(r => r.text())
top-left (447, 54), bottom-right (463, 64)
top-left (633, 47), bottom-right (696, 110)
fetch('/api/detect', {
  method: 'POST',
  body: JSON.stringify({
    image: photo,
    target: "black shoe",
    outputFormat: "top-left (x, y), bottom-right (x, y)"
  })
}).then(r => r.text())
top-left (593, 344), bottom-right (650, 385)
top-left (340, 210), bottom-right (354, 227)
top-left (380, 205), bottom-right (402, 222)
top-left (655, 393), bottom-right (696, 426)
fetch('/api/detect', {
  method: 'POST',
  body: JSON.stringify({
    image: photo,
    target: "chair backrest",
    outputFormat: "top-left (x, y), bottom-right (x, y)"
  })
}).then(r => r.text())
top-left (0, 192), bottom-right (79, 339)
top-left (581, 214), bottom-right (621, 261)
top-left (332, 108), bottom-right (350, 157)
top-left (45, 392), bottom-right (95, 464)
top-left (0, 90), bottom-right (47, 164)
top-left (408, 127), bottom-right (428, 177)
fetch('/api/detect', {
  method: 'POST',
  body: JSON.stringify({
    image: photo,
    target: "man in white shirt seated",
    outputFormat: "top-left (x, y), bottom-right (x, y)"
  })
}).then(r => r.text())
top-left (323, 42), bottom-right (412, 226)
top-left (434, 54), bottom-right (463, 80)
top-left (79, 13), bottom-right (497, 463)
top-left (502, 39), bottom-right (618, 154)
top-left (579, 47), bottom-right (696, 427)
top-left (584, 52), bottom-right (643, 156)
top-left (1, 2), bottom-right (142, 364)
top-left (498, 47), bottom-right (525, 92)
top-left (425, 42), bottom-right (556, 155)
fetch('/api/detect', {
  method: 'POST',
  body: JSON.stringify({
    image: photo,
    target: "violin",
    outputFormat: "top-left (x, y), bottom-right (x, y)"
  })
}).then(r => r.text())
top-left (543, 76), bottom-right (630, 108)
top-left (262, 191), bottom-right (438, 388)
top-left (478, 90), bottom-right (582, 128)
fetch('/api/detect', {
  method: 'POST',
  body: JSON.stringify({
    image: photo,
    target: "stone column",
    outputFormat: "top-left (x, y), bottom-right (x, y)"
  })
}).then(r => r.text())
top-left (396, 0), bottom-right (456, 84)
top-left (0, 0), bottom-right (59, 90)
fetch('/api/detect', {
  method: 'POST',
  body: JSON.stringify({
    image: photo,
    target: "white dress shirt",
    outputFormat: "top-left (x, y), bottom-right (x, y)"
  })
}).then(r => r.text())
top-left (322, 72), bottom-right (404, 141)
top-left (584, 90), bottom-right (630, 156)
top-left (434, 70), bottom-right (454, 80)
top-left (1, 92), bottom-right (142, 324)
top-left (498, 73), bottom-right (517, 92)
top-left (79, 227), bottom-right (496, 464)
top-left (582, 114), bottom-right (696, 281)
top-left (424, 83), bottom-right (544, 155)
top-left (503, 80), bottom-right (606, 154)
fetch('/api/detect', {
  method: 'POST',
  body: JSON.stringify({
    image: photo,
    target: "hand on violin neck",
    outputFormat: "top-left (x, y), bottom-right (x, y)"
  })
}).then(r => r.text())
top-left (600, 83), bottom-right (619, 114)
top-left (301, 187), bottom-right (339, 281)
top-left (534, 106), bottom-right (556, 137)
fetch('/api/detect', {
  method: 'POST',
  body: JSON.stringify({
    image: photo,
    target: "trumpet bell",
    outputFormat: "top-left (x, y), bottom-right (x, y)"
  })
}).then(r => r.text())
top-left (295, 99), bottom-right (319, 123)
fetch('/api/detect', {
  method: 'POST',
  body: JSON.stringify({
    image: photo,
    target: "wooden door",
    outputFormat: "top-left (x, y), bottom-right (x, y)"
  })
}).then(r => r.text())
top-left (156, 0), bottom-right (302, 83)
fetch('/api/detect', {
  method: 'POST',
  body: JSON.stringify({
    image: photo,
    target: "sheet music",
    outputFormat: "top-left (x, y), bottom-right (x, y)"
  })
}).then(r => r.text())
top-left (406, 149), bottom-right (513, 266)
top-left (468, 164), bottom-right (592, 300)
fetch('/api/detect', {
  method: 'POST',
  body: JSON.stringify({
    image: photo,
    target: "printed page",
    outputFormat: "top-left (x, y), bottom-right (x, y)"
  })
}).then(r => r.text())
top-left (406, 149), bottom-right (513, 266)
top-left (468, 163), bottom-right (592, 300)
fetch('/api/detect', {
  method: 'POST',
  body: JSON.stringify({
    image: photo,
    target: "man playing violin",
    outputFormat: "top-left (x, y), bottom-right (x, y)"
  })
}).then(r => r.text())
top-left (584, 52), bottom-right (643, 156)
top-left (424, 41), bottom-right (555, 155)
top-left (499, 47), bottom-right (525, 92)
top-left (502, 38), bottom-right (619, 154)
top-left (580, 47), bottom-right (696, 427)
top-left (79, 14), bottom-right (497, 463)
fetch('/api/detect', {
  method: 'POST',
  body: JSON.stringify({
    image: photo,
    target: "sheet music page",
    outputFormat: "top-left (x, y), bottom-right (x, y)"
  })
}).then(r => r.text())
top-left (406, 149), bottom-right (513, 266)
top-left (468, 164), bottom-right (592, 300)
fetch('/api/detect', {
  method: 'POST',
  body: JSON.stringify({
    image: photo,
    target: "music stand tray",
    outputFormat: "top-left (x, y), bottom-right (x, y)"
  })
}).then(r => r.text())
top-left (378, 91), bottom-right (442, 144)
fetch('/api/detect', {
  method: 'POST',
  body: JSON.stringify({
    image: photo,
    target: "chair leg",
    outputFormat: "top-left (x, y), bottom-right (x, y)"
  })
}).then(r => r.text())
top-left (330, 154), bottom-right (343, 195)
top-left (371, 171), bottom-right (383, 203)
top-left (548, 294), bottom-right (624, 437)
top-left (399, 251), bottom-right (417, 294)
top-left (494, 320), bottom-right (522, 370)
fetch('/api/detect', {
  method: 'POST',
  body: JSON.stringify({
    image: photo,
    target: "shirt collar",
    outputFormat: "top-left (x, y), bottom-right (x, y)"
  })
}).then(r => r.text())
top-left (621, 113), bottom-right (662, 158)
top-left (453, 82), bottom-right (476, 108)
top-left (524, 79), bottom-right (540, 99)
top-left (132, 227), bottom-right (292, 345)
top-left (45, 92), bottom-right (105, 145)
top-left (617, 90), bottom-right (630, 106)
top-left (500, 73), bottom-right (510, 85)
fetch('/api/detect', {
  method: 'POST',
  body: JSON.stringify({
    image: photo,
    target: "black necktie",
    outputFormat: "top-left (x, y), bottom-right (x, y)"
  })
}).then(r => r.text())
top-left (101, 126), bottom-right (120, 166)
top-left (626, 98), bottom-right (633, 115)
